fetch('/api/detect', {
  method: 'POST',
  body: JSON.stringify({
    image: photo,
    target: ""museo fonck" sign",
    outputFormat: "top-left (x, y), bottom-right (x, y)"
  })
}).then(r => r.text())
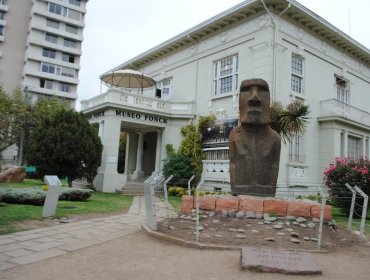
top-left (116, 110), bottom-right (168, 124)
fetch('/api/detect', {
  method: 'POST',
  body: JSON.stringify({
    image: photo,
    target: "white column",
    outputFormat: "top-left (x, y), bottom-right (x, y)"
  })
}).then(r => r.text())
top-left (155, 130), bottom-right (162, 172)
top-left (132, 132), bottom-right (144, 179)
top-left (343, 130), bottom-right (348, 157)
top-left (93, 117), bottom-right (125, 192)
top-left (123, 133), bottom-right (130, 175)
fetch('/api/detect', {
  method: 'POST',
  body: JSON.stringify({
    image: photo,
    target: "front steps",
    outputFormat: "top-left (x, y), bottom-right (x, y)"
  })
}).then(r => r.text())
top-left (117, 181), bottom-right (164, 196)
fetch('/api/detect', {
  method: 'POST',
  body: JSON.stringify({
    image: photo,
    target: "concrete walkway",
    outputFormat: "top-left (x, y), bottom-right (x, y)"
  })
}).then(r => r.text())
top-left (0, 196), bottom-right (172, 271)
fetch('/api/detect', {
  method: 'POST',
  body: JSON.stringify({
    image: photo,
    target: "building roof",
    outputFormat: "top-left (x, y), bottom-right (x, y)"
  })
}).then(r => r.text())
top-left (102, 0), bottom-right (370, 76)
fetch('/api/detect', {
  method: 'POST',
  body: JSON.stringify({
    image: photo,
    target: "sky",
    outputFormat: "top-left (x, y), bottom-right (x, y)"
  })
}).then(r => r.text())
top-left (77, 0), bottom-right (370, 110)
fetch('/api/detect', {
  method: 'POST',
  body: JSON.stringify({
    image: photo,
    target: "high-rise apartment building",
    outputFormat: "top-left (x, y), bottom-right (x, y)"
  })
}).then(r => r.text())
top-left (0, 0), bottom-right (88, 107)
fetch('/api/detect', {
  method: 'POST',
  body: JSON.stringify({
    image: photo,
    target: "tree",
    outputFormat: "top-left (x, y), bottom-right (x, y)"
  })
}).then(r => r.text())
top-left (27, 108), bottom-right (102, 187)
top-left (270, 100), bottom-right (310, 143)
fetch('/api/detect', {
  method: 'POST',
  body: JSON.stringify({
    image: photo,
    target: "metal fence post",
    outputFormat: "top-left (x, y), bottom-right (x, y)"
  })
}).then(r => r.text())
top-left (163, 175), bottom-right (173, 218)
top-left (144, 175), bottom-right (157, 230)
top-left (345, 183), bottom-right (356, 230)
top-left (195, 180), bottom-right (203, 243)
top-left (317, 185), bottom-right (327, 250)
top-left (354, 186), bottom-right (368, 237)
top-left (187, 175), bottom-right (195, 195)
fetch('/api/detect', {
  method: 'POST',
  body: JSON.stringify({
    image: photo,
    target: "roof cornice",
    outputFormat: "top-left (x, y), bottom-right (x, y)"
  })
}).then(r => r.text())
top-left (102, 0), bottom-right (370, 76)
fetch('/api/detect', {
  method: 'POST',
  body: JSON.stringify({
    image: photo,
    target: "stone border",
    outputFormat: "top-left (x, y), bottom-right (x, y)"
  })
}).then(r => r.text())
top-left (181, 195), bottom-right (332, 220)
top-left (141, 225), bottom-right (327, 253)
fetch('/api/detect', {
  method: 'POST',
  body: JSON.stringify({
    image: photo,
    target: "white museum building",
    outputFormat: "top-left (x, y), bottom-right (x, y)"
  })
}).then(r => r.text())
top-left (81, 0), bottom-right (370, 195)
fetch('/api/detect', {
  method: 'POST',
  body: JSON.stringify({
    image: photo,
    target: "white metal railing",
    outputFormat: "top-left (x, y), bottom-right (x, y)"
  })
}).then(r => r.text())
top-left (203, 147), bottom-right (229, 160)
top-left (320, 99), bottom-right (370, 127)
top-left (81, 88), bottom-right (194, 115)
top-left (201, 160), bottom-right (230, 182)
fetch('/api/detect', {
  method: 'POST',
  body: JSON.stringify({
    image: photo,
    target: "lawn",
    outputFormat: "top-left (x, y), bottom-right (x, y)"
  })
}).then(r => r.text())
top-left (0, 179), bottom-right (133, 235)
top-left (168, 196), bottom-right (182, 212)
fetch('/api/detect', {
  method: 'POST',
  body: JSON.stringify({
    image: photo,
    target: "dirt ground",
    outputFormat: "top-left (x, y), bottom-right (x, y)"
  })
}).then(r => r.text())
top-left (157, 215), bottom-right (366, 252)
top-left (2, 231), bottom-right (370, 280)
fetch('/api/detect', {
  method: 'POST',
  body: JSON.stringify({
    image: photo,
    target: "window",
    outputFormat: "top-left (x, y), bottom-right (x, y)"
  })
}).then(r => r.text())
top-left (158, 78), bottom-right (172, 100)
top-left (348, 136), bottom-right (361, 160)
top-left (69, 0), bottom-right (81, 6)
top-left (289, 134), bottom-right (304, 163)
top-left (45, 33), bottom-right (57, 43)
top-left (46, 19), bottom-right (59, 29)
top-left (42, 48), bottom-right (56, 59)
top-left (62, 53), bottom-right (75, 63)
top-left (48, 3), bottom-right (67, 17)
top-left (59, 82), bottom-right (71, 93)
top-left (213, 55), bottom-right (239, 95)
top-left (0, 0), bottom-right (6, 5)
top-left (0, 25), bottom-right (4, 36)
top-left (68, 9), bottom-right (81, 20)
top-left (64, 38), bottom-right (76, 48)
top-left (40, 79), bottom-right (53, 89)
top-left (61, 66), bottom-right (76, 78)
top-left (41, 62), bottom-right (56, 74)
top-left (291, 54), bottom-right (304, 94)
top-left (0, 11), bottom-right (5, 20)
top-left (335, 76), bottom-right (349, 104)
top-left (65, 24), bottom-right (78, 34)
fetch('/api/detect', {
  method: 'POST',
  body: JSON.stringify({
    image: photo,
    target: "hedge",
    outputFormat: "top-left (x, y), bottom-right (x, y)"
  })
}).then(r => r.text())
top-left (0, 188), bottom-right (93, 205)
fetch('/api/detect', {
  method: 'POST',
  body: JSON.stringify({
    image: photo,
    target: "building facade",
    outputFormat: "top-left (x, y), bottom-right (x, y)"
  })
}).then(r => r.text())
top-left (0, 0), bottom-right (88, 107)
top-left (81, 0), bottom-right (370, 195)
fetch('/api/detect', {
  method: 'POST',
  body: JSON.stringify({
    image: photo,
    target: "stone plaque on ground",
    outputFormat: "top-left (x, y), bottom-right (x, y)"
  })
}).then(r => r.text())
top-left (240, 247), bottom-right (322, 275)
top-left (42, 175), bottom-right (62, 217)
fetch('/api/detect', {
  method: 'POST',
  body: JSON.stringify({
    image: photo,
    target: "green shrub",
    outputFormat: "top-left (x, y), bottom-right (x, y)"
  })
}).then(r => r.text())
top-left (0, 187), bottom-right (93, 205)
top-left (163, 154), bottom-right (195, 187)
top-left (168, 186), bottom-right (187, 197)
top-left (0, 188), bottom-right (46, 205)
top-left (323, 157), bottom-right (370, 216)
top-left (60, 188), bottom-right (93, 201)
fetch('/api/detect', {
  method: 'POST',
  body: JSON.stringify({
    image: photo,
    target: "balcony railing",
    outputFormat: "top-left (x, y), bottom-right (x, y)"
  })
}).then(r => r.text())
top-left (319, 99), bottom-right (370, 127)
top-left (202, 160), bottom-right (230, 182)
top-left (81, 88), bottom-right (194, 116)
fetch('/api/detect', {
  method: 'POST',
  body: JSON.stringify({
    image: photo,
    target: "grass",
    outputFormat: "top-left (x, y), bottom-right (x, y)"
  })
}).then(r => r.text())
top-left (0, 179), bottom-right (133, 235)
top-left (331, 206), bottom-right (370, 236)
top-left (168, 196), bottom-right (182, 212)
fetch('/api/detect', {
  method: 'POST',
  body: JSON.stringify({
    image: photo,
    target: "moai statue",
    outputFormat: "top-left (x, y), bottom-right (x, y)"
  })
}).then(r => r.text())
top-left (229, 79), bottom-right (281, 196)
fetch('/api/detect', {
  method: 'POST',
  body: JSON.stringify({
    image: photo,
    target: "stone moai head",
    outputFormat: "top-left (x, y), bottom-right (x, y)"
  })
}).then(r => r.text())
top-left (239, 79), bottom-right (270, 125)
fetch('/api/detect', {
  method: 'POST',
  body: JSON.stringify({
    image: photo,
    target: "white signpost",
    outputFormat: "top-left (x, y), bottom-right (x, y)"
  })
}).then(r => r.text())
top-left (42, 175), bottom-right (62, 217)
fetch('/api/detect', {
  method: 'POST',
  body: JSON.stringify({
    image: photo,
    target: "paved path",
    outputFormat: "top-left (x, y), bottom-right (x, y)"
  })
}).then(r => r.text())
top-left (0, 196), bottom-right (172, 271)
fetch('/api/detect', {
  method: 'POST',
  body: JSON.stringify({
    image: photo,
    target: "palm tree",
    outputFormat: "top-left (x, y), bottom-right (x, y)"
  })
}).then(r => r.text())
top-left (269, 100), bottom-right (310, 143)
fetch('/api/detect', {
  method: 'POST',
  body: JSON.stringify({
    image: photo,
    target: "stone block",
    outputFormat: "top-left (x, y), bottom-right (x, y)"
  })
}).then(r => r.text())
top-left (0, 165), bottom-right (26, 183)
top-left (263, 199), bottom-right (287, 216)
top-left (287, 201), bottom-right (311, 217)
top-left (239, 197), bottom-right (264, 213)
top-left (310, 204), bottom-right (332, 220)
top-left (180, 195), bottom-right (194, 213)
top-left (198, 196), bottom-right (216, 210)
top-left (215, 197), bottom-right (240, 212)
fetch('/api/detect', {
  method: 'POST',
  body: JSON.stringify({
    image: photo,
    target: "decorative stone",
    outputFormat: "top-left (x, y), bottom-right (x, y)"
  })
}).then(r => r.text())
top-left (312, 218), bottom-right (320, 223)
top-left (263, 221), bottom-right (272, 224)
top-left (300, 224), bottom-right (307, 228)
top-left (290, 232), bottom-right (299, 238)
top-left (258, 222), bottom-right (264, 225)
top-left (307, 223), bottom-right (316, 229)
top-left (310, 204), bottom-right (332, 220)
top-left (265, 237), bottom-right (276, 242)
top-left (303, 237), bottom-right (310, 241)
top-left (237, 229), bottom-right (245, 233)
top-left (208, 211), bottom-right (215, 217)
top-left (240, 247), bottom-right (322, 275)
top-left (0, 165), bottom-right (26, 183)
top-left (311, 238), bottom-right (318, 242)
top-left (236, 211), bottom-right (245, 218)
top-left (287, 201), bottom-right (311, 217)
top-left (215, 234), bottom-right (224, 238)
top-left (239, 197), bottom-right (264, 212)
top-left (255, 213), bottom-right (263, 219)
top-left (264, 199), bottom-right (288, 216)
top-left (169, 226), bottom-right (175, 230)
top-left (245, 211), bottom-right (256, 218)
top-left (196, 226), bottom-right (204, 231)
top-left (292, 221), bottom-right (300, 226)
top-left (290, 238), bottom-right (301, 244)
top-left (252, 229), bottom-right (260, 234)
top-left (215, 197), bottom-right (240, 212)
top-left (221, 210), bottom-right (228, 218)
top-left (180, 195), bottom-right (194, 213)
top-left (229, 228), bottom-right (237, 232)
top-left (296, 217), bottom-right (307, 223)
top-left (228, 209), bottom-right (236, 218)
top-left (276, 232), bottom-right (286, 236)
top-left (273, 225), bottom-right (283, 230)
top-left (212, 219), bottom-right (220, 224)
top-left (285, 215), bottom-right (296, 221)
top-left (264, 214), bottom-right (277, 222)
top-left (286, 228), bottom-right (294, 232)
top-left (285, 222), bottom-right (291, 227)
top-left (236, 234), bottom-right (247, 239)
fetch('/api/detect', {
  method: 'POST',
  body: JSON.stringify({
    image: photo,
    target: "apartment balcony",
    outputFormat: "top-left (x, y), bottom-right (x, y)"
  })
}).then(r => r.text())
top-left (318, 99), bottom-right (370, 129)
top-left (81, 88), bottom-right (195, 118)
top-left (0, 3), bottom-right (8, 12)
